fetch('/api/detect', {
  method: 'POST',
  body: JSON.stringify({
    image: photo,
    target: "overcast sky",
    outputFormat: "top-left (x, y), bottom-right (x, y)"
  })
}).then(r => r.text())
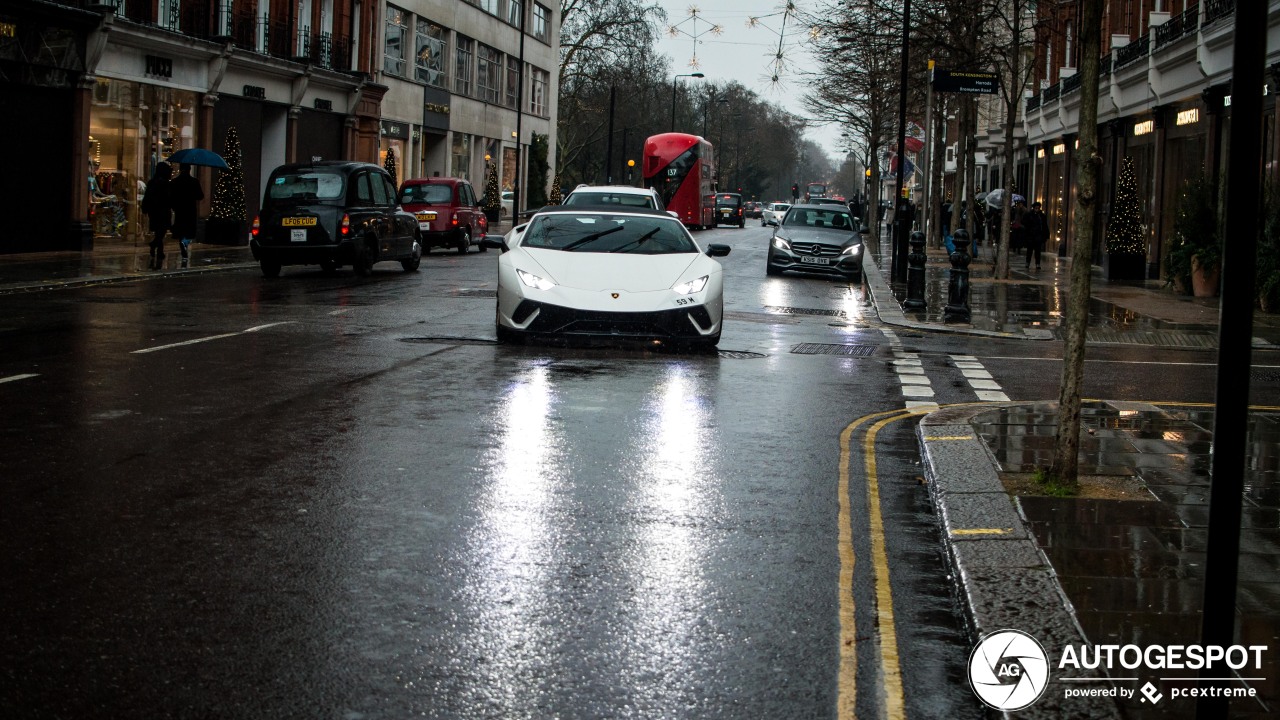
top-left (653, 1), bottom-right (844, 162)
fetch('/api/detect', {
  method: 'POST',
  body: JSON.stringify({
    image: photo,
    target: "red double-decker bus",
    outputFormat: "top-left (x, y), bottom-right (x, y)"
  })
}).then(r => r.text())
top-left (643, 133), bottom-right (715, 229)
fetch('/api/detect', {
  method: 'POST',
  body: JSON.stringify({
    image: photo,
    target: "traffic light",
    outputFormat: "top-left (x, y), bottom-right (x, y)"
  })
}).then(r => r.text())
top-left (791, 183), bottom-right (799, 199)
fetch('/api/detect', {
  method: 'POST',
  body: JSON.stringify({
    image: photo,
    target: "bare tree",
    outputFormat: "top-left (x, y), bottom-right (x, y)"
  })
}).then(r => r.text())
top-left (1047, 0), bottom-right (1104, 490)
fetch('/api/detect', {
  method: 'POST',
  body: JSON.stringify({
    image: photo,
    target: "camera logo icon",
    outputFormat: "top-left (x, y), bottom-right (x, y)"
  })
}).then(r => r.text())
top-left (968, 629), bottom-right (1050, 711)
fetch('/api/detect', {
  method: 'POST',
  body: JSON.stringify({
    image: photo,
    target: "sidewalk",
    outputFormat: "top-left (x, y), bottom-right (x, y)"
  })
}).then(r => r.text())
top-left (857, 233), bottom-right (1280, 717)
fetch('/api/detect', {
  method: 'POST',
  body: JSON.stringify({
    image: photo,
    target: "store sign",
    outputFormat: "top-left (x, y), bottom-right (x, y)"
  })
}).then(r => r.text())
top-left (243, 85), bottom-right (266, 99)
top-left (313, 98), bottom-right (333, 111)
top-left (381, 120), bottom-right (410, 139)
top-left (1176, 108), bottom-right (1200, 126)
top-left (422, 85), bottom-right (451, 131)
top-left (932, 68), bottom-right (999, 94)
top-left (145, 55), bottom-right (173, 80)
top-left (1133, 120), bottom-right (1154, 136)
top-left (0, 22), bottom-right (16, 38)
top-left (1052, 143), bottom-right (1065, 155)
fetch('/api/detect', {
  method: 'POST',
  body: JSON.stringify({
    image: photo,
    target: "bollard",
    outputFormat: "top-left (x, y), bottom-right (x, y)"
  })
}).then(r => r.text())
top-left (944, 228), bottom-right (972, 322)
top-left (904, 231), bottom-right (927, 310)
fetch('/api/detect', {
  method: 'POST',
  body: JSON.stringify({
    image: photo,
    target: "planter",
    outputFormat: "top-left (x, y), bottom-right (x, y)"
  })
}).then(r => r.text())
top-left (1191, 255), bottom-right (1220, 298)
top-left (203, 218), bottom-right (245, 246)
top-left (1105, 252), bottom-right (1145, 281)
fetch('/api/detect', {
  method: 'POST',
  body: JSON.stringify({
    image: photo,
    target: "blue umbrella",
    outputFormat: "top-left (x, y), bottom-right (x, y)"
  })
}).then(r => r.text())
top-left (167, 148), bottom-right (229, 170)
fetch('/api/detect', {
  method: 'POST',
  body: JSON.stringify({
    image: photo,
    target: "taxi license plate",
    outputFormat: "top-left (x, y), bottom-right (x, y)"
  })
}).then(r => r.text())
top-left (290, 229), bottom-right (307, 243)
top-left (721, 210), bottom-right (731, 215)
top-left (416, 212), bottom-right (437, 221)
top-left (799, 256), bottom-right (830, 265)
top-left (281, 217), bottom-right (316, 227)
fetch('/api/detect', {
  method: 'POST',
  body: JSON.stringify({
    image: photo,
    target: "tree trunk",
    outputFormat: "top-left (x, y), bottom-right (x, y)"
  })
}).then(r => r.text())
top-left (1050, 0), bottom-right (1105, 489)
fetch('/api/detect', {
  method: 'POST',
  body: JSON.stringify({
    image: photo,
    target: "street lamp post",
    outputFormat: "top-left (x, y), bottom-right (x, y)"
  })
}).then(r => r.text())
top-left (670, 73), bottom-right (705, 132)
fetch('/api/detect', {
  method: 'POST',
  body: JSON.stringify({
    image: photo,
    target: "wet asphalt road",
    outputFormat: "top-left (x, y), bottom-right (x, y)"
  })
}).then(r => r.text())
top-left (0, 224), bottom-right (1262, 719)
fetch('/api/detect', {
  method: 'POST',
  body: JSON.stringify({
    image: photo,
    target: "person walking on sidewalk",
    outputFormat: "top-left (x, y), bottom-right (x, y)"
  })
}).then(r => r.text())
top-left (1023, 201), bottom-right (1049, 270)
top-left (169, 164), bottom-right (204, 269)
top-left (140, 162), bottom-right (172, 270)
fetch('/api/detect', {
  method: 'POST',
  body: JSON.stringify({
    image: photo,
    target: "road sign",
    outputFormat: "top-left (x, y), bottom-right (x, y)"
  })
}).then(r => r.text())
top-left (932, 69), bottom-right (999, 94)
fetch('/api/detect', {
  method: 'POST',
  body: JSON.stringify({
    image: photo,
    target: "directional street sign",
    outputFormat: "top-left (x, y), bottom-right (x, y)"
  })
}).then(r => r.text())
top-left (932, 69), bottom-right (999, 94)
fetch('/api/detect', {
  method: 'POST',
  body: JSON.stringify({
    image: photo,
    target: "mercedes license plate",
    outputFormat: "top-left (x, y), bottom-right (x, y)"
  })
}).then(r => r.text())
top-left (290, 228), bottom-right (307, 243)
top-left (799, 256), bottom-right (830, 265)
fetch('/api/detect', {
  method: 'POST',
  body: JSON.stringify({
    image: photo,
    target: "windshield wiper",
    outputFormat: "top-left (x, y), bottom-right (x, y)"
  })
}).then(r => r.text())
top-left (560, 225), bottom-right (624, 251)
top-left (609, 227), bottom-right (662, 253)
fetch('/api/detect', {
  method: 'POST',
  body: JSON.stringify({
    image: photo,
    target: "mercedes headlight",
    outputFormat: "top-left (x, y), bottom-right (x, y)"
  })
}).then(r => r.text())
top-left (772, 237), bottom-right (792, 251)
top-left (841, 244), bottom-right (864, 256)
top-left (516, 269), bottom-right (556, 290)
top-left (673, 275), bottom-right (709, 295)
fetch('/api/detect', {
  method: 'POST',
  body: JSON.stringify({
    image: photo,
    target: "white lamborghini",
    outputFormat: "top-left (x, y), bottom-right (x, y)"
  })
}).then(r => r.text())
top-left (481, 205), bottom-right (731, 347)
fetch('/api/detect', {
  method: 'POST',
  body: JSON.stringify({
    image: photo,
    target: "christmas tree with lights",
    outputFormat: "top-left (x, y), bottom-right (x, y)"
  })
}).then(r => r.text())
top-left (482, 163), bottom-right (501, 218)
top-left (209, 126), bottom-right (246, 222)
top-left (1105, 156), bottom-right (1146, 279)
top-left (384, 147), bottom-right (398, 185)
top-left (549, 174), bottom-right (563, 205)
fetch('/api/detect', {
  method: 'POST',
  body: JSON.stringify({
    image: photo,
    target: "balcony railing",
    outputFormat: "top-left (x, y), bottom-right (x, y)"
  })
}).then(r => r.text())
top-left (1063, 73), bottom-right (1081, 94)
top-left (1099, 51), bottom-right (1113, 80)
top-left (1205, 0), bottom-right (1235, 25)
top-left (1155, 5), bottom-right (1200, 48)
top-left (1027, 95), bottom-right (1041, 112)
top-left (1043, 82), bottom-right (1061, 102)
top-left (1115, 34), bottom-right (1150, 68)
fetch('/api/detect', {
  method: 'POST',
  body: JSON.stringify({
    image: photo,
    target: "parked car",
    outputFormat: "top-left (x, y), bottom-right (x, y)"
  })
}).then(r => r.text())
top-left (480, 205), bottom-right (731, 348)
top-left (766, 203), bottom-right (865, 283)
top-left (250, 161), bottom-right (421, 277)
top-left (562, 185), bottom-right (665, 211)
top-left (501, 190), bottom-right (514, 217)
top-left (398, 176), bottom-right (488, 254)
top-left (761, 201), bottom-right (791, 227)
top-left (712, 192), bottom-right (745, 228)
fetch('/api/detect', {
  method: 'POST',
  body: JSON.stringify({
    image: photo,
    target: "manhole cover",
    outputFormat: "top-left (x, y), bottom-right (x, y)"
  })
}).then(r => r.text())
top-left (718, 350), bottom-right (767, 359)
top-left (454, 288), bottom-right (497, 297)
top-left (400, 336), bottom-right (499, 346)
top-left (790, 343), bottom-right (876, 357)
top-left (764, 306), bottom-right (847, 317)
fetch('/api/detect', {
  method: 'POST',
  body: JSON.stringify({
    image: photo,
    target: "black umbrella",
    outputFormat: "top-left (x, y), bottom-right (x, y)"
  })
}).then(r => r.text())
top-left (167, 148), bottom-right (229, 170)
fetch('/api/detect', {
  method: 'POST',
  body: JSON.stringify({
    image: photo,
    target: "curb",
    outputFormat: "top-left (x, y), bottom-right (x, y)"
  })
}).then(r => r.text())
top-left (916, 403), bottom-right (1121, 719)
top-left (0, 262), bottom-right (260, 295)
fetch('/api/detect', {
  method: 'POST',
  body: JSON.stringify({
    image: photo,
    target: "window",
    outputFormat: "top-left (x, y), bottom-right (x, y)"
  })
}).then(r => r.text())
top-left (530, 68), bottom-right (549, 116)
top-left (505, 56), bottom-right (520, 108)
top-left (477, 0), bottom-right (499, 16)
top-left (477, 44), bottom-right (501, 104)
top-left (507, 0), bottom-right (523, 27)
top-left (451, 133), bottom-right (472, 181)
top-left (415, 19), bottom-right (447, 87)
top-left (370, 172), bottom-right (390, 205)
top-left (354, 173), bottom-right (375, 204)
top-left (454, 36), bottom-right (473, 96)
top-left (384, 5), bottom-right (408, 77)
top-left (533, 4), bottom-right (549, 42)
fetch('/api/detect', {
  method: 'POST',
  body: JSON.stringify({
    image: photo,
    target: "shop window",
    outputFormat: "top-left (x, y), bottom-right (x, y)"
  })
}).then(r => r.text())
top-left (384, 5), bottom-right (408, 77)
top-left (477, 44), bottom-right (501, 104)
top-left (415, 19), bottom-right (447, 88)
top-left (451, 133), bottom-right (472, 181)
top-left (455, 36), bottom-right (473, 96)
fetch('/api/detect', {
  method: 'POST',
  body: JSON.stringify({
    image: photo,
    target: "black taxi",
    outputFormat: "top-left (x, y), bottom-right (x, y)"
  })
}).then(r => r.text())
top-left (251, 161), bottom-right (421, 277)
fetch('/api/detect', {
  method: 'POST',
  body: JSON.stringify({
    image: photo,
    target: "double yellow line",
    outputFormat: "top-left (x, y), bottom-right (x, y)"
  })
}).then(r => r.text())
top-left (837, 408), bottom-right (932, 720)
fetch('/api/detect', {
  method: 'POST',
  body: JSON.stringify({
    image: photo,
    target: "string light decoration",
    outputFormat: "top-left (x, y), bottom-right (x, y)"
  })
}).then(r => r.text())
top-left (209, 126), bottom-right (246, 222)
top-left (1105, 156), bottom-right (1144, 255)
top-left (383, 147), bottom-right (398, 185)
top-left (667, 6), bottom-right (723, 70)
top-left (746, 1), bottom-right (801, 91)
top-left (483, 162), bottom-right (501, 215)
top-left (549, 174), bottom-right (563, 205)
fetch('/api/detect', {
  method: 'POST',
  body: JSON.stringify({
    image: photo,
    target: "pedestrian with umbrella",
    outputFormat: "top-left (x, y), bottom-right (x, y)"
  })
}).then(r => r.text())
top-left (169, 164), bottom-right (204, 268)
top-left (140, 162), bottom-right (172, 270)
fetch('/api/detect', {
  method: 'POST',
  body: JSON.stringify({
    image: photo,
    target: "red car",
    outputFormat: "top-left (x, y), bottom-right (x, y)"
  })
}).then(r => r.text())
top-left (398, 177), bottom-right (488, 254)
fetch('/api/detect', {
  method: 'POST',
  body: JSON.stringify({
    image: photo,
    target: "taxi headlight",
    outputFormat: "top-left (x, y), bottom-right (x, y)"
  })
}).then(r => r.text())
top-left (673, 275), bottom-right (709, 295)
top-left (516, 269), bottom-right (556, 290)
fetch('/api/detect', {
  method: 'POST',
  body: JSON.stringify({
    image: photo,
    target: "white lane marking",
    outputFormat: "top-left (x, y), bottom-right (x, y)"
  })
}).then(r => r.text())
top-left (976, 390), bottom-right (1011, 402)
top-left (0, 373), bottom-right (39, 384)
top-left (960, 369), bottom-right (993, 380)
top-left (978, 356), bottom-right (1280, 367)
top-left (905, 400), bottom-right (939, 410)
top-left (951, 354), bottom-right (1010, 402)
top-left (133, 322), bottom-right (294, 354)
top-left (902, 385), bottom-right (936, 398)
top-left (884, 328), bottom-right (938, 406)
top-left (329, 308), bottom-right (351, 316)
top-left (969, 379), bottom-right (1003, 390)
top-left (899, 375), bottom-right (932, 385)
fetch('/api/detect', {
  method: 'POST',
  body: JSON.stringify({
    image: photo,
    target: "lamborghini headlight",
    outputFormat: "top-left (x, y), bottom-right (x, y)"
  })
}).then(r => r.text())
top-left (672, 275), bottom-right (709, 295)
top-left (516, 269), bottom-right (556, 290)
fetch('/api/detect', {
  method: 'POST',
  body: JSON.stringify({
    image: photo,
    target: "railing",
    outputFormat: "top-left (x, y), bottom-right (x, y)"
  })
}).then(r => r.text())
top-left (1098, 51), bottom-right (1113, 80)
top-left (1027, 95), bottom-right (1041, 112)
top-left (1205, 0), bottom-right (1235, 25)
top-left (1044, 82), bottom-right (1061, 102)
top-left (1115, 34), bottom-right (1150, 68)
top-left (1063, 73), bottom-right (1081, 94)
top-left (1155, 5), bottom-right (1200, 48)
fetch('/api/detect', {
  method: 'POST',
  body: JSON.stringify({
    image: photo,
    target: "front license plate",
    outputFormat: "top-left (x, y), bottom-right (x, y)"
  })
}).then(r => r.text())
top-left (290, 228), bottom-right (307, 243)
top-left (799, 256), bottom-right (830, 265)
top-left (282, 216), bottom-right (316, 227)
top-left (415, 212), bottom-right (437, 221)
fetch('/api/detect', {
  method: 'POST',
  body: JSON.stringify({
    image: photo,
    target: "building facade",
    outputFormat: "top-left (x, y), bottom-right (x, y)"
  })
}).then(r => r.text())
top-left (0, 0), bottom-right (558, 254)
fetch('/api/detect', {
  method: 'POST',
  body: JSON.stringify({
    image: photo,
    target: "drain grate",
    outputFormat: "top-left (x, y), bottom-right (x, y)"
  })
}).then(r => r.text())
top-left (791, 343), bottom-right (876, 357)
top-left (400, 336), bottom-right (499, 346)
top-left (454, 288), bottom-right (497, 297)
top-left (718, 350), bottom-right (767, 359)
top-left (1085, 329), bottom-right (1217, 348)
top-left (764, 305), bottom-right (847, 318)
top-left (1252, 369), bottom-right (1280, 383)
